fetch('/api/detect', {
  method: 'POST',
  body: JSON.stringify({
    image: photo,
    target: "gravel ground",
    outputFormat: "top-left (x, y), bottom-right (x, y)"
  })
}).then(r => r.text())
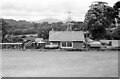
top-left (2, 50), bottom-right (118, 77)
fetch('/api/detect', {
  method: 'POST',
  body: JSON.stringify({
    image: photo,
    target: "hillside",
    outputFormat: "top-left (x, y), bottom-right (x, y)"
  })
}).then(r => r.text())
top-left (33, 18), bottom-right (62, 23)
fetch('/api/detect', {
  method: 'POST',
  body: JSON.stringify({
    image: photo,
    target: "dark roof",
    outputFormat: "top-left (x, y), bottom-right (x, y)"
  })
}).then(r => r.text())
top-left (100, 40), bottom-right (120, 46)
top-left (22, 37), bottom-right (35, 41)
top-left (49, 31), bottom-right (84, 41)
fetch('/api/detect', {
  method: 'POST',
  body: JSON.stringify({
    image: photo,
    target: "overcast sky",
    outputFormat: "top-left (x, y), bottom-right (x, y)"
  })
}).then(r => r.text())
top-left (0, 0), bottom-right (119, 21)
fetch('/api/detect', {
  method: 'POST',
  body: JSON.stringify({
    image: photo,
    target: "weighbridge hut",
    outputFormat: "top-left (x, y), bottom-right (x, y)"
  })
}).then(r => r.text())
top-left (49, 31), bottom-right (85, 50)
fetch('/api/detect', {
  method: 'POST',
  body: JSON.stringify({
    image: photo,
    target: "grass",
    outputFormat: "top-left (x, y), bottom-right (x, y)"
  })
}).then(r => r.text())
top-left (2, 50), bottom-right (118, 77)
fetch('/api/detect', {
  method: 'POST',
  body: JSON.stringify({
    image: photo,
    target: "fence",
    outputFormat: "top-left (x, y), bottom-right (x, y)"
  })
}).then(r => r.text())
top-left (0, 43), bottom-right (22, 49)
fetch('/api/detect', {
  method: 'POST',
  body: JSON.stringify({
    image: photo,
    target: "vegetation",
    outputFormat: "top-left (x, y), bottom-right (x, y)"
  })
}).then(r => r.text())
top-left (1, 19), bottom-right (9, 43)
top-left (0, 18), bottom-right (84, 42)
top-left (84, 1), bottom-right (117, 40)
top-left (111, 1), bottom-right (120, 39)
top-left (84, 1), bottom-right (118, 40)
top-left (1, 1), bottom-right (120, 43)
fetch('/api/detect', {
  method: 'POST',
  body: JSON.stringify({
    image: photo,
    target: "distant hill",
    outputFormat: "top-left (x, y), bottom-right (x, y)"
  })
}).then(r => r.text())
top-left (33, 18), bottom-right (62, 23)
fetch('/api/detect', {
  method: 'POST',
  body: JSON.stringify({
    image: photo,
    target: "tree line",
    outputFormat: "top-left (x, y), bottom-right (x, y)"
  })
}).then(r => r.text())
top-left (0, 18), bottom-right (84, 41)
top-left (1, 1), bottom-right (120, 43)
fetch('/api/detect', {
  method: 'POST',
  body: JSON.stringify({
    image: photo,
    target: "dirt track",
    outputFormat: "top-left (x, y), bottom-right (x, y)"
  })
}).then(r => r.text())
top-left (2, 50), bottom-right (118, 77)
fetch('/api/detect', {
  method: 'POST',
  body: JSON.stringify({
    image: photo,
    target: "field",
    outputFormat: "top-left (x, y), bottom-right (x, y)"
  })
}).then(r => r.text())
top-left (2, 50), bottom-right (118, 77)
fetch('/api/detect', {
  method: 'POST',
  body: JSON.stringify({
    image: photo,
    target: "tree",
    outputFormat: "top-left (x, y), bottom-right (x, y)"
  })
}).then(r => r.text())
top-left (12, 29), bottom-right (23, 35)
top-left (113, 1), bottom-right (120, 18)
top-left (89, 21), bottom-right (107, 39)
top-left (1, 19), bottom-right (8, 39)
top-left (84, 1), bottom-right (115, 40)
top-left (22, 27), bottom-right (36, 35)
top-left (71, 21), bottom-right (84, 31)
top-left (37, 27), bottom-right (49, 39)
top-left (111, 1), bottom-right (120, 39)
top-left (32, 23), bottom-right (39, 30)
top-left (111, 27), bottom-right (120, 39)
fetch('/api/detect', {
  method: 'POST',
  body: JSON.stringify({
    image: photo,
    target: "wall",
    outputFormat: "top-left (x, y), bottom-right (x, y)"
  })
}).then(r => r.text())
top-left (73, 41), bottom-right (83, 49)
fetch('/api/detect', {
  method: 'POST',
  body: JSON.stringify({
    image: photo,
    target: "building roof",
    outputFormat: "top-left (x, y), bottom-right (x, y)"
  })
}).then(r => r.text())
top-left (49, 31), bottom-right (84, 41)
top-left (89, 41), bottom-right (101, 45)
top-left (22, 37), bottom-right (35, 41)
top-left (0, 43), bottom-right (22, 44)
top-left (35, 38), bottom-right (45, 43)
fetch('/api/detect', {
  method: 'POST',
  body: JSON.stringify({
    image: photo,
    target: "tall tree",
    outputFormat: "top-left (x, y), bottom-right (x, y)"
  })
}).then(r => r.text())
top-left (113, 1), bottom-right (120, 14)
top-left (111, 1), bottom-right (120, 39)
top-left (1, 19), bottom-right (8, 39)
top-left (84, 1), bottom-right (115, 40)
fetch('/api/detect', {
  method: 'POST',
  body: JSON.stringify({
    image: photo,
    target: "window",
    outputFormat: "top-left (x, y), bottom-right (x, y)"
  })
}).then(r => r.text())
top-left (61, 42), bottom-right (73, 48)
top-left (62, 42), bottom-right (66, 47)
top-left (67, 42), bottom-right (72, 47)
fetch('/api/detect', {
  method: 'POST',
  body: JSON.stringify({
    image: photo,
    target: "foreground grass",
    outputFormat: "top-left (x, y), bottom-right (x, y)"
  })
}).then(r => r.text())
top-left (2, 50), bottom-right (118, 77)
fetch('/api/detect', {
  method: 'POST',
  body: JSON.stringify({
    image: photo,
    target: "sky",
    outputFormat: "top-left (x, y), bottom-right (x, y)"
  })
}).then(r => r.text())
top-left (0, 0), bottom-right (119, 21)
